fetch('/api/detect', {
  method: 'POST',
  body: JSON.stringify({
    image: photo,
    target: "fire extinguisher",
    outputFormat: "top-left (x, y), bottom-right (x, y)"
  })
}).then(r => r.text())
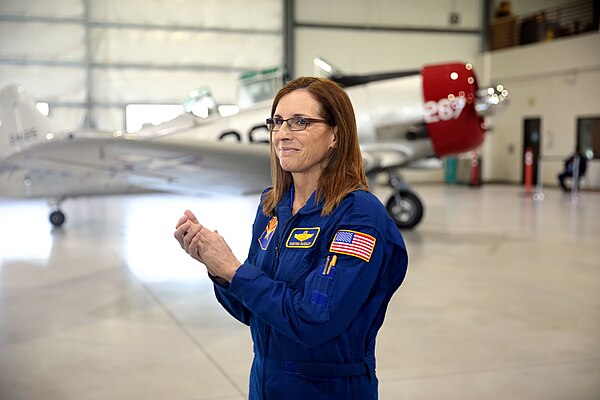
top-left (524, 147), bottom-right (533, 194)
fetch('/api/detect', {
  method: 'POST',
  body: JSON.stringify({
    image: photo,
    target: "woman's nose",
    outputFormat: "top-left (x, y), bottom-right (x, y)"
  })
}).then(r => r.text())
top-left (276, 125), bottom-right (293, 139)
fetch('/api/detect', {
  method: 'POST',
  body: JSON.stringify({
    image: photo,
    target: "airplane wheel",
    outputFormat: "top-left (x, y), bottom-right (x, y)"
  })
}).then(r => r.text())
top-left (386, 191), bottom-right (423, 229)
top-left (49, 210), bottom-right (66, 227)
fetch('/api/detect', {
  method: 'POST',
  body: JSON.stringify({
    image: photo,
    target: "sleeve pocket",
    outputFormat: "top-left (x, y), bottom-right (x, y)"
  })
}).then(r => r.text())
top-left (300, 266), bottom-right (336, 323)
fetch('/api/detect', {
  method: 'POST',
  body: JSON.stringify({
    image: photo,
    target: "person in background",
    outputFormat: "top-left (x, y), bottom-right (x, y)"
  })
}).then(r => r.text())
top-left (174, 76), bottom-right (408, 399)
top-left (558, 147), bottom-right (588, 192)
top-left (494, 0), bottom-right (512, 18)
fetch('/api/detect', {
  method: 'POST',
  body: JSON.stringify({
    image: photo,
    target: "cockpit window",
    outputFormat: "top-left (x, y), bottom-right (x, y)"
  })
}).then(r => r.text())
top-left (238, 67), bottom-right (284, 108)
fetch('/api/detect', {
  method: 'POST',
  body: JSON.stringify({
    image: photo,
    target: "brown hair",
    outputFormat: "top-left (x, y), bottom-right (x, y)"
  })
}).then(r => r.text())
top-left (262, 76), bottom-right (369, 216)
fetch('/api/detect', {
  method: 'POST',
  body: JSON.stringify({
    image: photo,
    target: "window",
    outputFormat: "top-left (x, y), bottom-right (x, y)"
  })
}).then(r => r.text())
top-left (36, 102), bottom-right (49, 116)
top-left (125, 104), bottom-right (184, 133)
top-left (238, 67), bottom-right (284, 108)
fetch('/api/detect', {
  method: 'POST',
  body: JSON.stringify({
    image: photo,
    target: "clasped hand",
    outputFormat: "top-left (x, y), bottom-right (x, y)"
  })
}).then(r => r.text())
top-left (174, 210), bottom-right (240, 283)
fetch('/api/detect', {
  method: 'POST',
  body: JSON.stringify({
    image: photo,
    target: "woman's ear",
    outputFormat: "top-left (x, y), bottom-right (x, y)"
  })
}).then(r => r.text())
top-left (330, 125), bottom-right (338, 149)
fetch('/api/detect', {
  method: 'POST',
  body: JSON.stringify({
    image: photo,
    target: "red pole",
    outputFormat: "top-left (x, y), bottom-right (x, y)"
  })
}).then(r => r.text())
top-left (470, 151), bottom-right (479, 187)
top-left (524, 147), bottom-right (533, 194)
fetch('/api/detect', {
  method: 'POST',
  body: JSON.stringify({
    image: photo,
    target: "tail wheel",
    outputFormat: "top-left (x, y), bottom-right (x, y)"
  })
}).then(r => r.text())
top-left (386, 191), bottom-right (423, 229)
top-left (49, 210), bottom-right (66, 227)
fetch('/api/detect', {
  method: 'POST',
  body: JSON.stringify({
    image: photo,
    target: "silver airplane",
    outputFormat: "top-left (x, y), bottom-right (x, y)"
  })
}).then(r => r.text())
top-left (0, 60), bottom-right (508, 229)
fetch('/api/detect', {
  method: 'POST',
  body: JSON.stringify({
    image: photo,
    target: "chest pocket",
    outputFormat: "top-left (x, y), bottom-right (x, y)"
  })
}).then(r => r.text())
top-left (275, 244), bottom-right (319, 288)
top-left (276, 227), bottom-right (335, 289)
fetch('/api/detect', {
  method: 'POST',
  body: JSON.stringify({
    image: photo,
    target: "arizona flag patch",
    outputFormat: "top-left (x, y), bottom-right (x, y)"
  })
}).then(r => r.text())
top-left (329, 230), bottom-right (376, 262)
top-left (258, 217), bottom-right (278, 250)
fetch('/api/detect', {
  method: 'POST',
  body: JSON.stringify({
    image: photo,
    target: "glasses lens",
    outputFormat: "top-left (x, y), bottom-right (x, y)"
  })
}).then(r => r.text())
top-left (290, 117), bottom-right (308, 131)
top-left (274, 118), bottom-right (284, 129)
top-left (267, 117), bottom-right (283, 131)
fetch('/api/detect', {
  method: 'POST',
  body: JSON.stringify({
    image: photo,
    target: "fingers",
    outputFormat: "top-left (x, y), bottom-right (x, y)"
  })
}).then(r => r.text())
top-left (175, 210), bottom-right (198, 230)
top-left (174, 217), bottom-right (204, 252)
top-left (182, 223), bottom-right (203, 252)
top-left (175, 214), bottom-right (189, 229)
top-left (188, 230), bottom-right (204, 261)
top-left (173, 211), bottom-right (222, 266)
top-left (174, 220), bottom-right (191, 247)
top-left (185, 210), bottom-right (199, 224)
top-left (174, 210), bottom-right (200, 244)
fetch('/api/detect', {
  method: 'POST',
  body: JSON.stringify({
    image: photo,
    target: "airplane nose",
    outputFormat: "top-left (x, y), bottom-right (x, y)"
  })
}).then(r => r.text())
top-left (475, 85), bottom-right (510, 117)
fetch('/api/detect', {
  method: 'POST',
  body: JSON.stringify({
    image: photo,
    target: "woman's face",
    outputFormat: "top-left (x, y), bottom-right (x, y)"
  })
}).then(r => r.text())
top-left (271, 90), bottom-right (337, 180)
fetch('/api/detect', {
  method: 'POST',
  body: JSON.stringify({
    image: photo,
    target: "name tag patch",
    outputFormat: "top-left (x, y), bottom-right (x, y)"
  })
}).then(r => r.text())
top-left (286, 227), bottom-right (320, 248)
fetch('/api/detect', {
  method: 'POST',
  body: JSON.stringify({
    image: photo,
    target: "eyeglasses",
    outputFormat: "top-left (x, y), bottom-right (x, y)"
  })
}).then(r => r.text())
top-left (266, 116), bottom-right (330, 132)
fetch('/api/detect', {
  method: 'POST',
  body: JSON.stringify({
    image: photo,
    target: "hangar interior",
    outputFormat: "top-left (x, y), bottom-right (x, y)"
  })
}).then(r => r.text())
top-left (1, 1), bottom-right (599, 399)
top-left (1, 0), bottom-right (598, 188)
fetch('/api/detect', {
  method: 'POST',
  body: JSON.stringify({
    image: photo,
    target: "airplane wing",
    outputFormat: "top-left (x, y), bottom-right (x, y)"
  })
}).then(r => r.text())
top-left (360, 139), bottom-right (440, 175)
top-left (1, 131), bottom-right (272, 199)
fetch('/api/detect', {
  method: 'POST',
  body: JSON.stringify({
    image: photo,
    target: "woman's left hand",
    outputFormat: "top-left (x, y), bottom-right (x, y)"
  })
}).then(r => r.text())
top-left (174, 210), bottom-right (241, 283)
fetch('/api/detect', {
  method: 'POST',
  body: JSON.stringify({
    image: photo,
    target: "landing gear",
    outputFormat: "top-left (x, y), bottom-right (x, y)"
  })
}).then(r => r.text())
top-left (49, 210), bottom-right (66, 227)
top-left (386, 191), bottom-right (423, 229)
top-left (48, 198), bottom-right (66, 227)
top-left (384, 171), bottom-right (424, 229)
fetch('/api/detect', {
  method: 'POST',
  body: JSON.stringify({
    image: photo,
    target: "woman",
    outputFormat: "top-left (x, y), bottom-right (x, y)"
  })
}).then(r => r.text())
top-left (174, 77), bottom-right (408, 399)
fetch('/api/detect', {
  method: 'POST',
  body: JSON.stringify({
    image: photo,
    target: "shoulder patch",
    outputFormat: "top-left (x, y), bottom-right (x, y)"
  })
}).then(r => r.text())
top-left (329, 229), bottom-right (376, 262)
top-left (286, 227), bottom-right (320, 248)
top-left (258, 216), bottom-right (278, 250)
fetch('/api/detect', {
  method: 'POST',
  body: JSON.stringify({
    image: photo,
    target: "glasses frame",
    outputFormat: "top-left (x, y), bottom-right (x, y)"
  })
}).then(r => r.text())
top-left (266, 116), bottom-right (331, 132)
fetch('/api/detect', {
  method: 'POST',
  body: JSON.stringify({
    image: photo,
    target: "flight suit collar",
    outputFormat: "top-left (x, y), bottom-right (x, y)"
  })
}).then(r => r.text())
top-left (276, 186), bottom-right (323, 216)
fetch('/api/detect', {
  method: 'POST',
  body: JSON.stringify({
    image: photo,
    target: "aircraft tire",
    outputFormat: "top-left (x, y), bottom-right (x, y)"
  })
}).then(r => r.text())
top-left (218, 131), bottom-right (242, 142)
top-left (49, 210), bottom-right (66, 227)
top-left (386, 191), bottom-right (423, 230)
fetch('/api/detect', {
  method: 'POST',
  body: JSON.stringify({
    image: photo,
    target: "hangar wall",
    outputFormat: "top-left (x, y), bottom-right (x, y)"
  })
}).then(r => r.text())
top-left (294, 0), bottom-right (482, 75)
top-left (479, 32), bottom-right (600, 189)
top-left (0, 0), bottom-right (282, 131)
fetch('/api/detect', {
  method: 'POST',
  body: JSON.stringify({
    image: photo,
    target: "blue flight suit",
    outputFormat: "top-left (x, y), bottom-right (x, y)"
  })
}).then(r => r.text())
top-left (213, 188), bottom-right (408, 399)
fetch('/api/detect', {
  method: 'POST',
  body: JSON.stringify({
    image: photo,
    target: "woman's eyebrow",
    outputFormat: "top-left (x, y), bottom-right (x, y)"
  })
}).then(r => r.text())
top-left (272, 113), bottom-right (310, 118)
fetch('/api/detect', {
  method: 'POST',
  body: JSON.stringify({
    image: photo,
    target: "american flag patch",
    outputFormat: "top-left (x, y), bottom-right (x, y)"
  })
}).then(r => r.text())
top-left (329, 230), bottom-right (376, 262)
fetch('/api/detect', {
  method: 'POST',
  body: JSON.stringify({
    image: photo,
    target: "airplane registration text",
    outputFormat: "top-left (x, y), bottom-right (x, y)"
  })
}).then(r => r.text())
top-left (9, 128), bottom-right (38, 146)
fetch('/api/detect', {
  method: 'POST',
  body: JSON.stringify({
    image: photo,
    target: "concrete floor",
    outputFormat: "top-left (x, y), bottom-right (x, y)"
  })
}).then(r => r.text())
top-left (0, 184), bottom-right (598, 400)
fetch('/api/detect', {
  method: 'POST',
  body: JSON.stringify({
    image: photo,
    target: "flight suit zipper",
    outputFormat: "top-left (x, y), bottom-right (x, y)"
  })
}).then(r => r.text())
top-left (262, 210), bottom-right (297, 395)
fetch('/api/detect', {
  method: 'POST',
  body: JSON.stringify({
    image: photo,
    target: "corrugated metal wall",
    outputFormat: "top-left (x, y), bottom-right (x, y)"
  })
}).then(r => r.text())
top-left (0, 0), bottom-right (282, 130)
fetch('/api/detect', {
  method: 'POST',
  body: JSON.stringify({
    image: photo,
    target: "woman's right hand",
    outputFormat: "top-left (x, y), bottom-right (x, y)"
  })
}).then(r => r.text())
top-left (174, 210), bottom-right (202, 252)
